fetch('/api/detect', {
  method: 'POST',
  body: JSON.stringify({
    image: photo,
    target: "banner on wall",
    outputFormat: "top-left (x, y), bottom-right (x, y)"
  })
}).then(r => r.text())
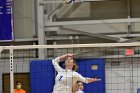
top-left (0, 0), bottom-right (13, 40)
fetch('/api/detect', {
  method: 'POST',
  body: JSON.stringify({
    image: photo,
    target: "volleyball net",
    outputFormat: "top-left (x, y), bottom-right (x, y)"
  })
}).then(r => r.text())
top-left (0, 43), bottom-right (140, 93)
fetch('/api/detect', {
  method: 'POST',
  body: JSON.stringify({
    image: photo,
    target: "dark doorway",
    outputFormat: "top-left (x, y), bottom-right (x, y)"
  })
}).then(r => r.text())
top-left (2, 73), bottom-right (30, 93)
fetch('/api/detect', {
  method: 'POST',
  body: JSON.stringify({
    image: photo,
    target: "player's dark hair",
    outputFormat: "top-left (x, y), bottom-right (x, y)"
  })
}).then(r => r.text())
top-left (77, 81), bottom-right (83, 84)
top-left (72, 59), bottom-right (78, 71)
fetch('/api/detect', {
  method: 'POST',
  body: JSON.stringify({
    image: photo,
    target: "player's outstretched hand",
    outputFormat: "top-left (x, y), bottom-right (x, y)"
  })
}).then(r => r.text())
top-left (93, 78), bottom-right (101, 81)
top-left (87, 78), bottom-right (101, 83)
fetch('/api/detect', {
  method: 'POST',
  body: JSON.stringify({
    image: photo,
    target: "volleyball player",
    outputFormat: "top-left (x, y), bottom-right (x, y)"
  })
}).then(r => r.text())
top-left (74, 77), bottom-right (101, 93)
top-left (73, 81), bottom-right (84, 93)
top-left (52, 54), bottom-right (98, 93)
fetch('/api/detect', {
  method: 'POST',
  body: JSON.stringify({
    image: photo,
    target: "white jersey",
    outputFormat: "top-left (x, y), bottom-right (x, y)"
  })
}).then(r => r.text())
top-left (52, 57), bottom-right (88, 93)
top-left (75, 90), bottom-right (84, 93)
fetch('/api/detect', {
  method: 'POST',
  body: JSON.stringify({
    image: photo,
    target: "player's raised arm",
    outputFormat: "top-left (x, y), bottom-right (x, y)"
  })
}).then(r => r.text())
top-left (52, 57), bottom-right (63, 72)
top-left (52, 54), bottom-right (75, 72)
top-left (60, 54), bottom-right (75, 60)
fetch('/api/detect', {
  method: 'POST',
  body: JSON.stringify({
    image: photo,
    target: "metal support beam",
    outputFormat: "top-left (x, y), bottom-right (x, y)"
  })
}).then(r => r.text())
top-left (126, 0), bottom-right (132, 37)
top-left (36, 0), bottom-right (45, 59)
top-left (32, 0), bottom-right (36, 36)
top-left (40, 0), bottom-right (119, 4)
top-left (61, 27), bottom-right (119, 42)
top-left (121, 37), bottom-right (140, 43)
top-left (107, 34), bottom-right (140, 38)
top-left (60, 3), bottom-right (82, 18)
top-left (45, 18), bottom-right (140, 26)
top-left (119, 0), bottom-right (133, 43)
top-left (47, 4), bottom-right (64, 21)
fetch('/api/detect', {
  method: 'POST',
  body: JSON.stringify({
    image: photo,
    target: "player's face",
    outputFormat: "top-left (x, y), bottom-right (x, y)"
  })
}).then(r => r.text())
top-left (65, 56), bottom-right (75, 66)
top-left (77, 82), bottom-right (84, 90)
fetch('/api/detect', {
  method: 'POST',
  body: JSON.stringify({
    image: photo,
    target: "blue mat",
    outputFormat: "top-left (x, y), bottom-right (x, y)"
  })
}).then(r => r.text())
top-left (30, 58), bottom-right (105, 93)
